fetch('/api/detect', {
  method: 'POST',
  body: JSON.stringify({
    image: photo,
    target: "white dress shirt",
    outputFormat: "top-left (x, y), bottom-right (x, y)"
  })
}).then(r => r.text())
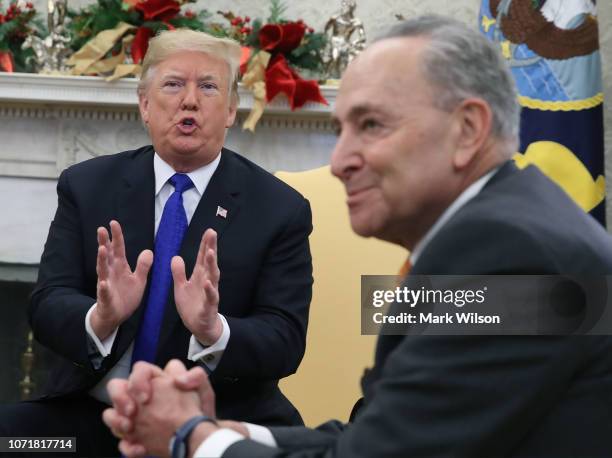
top-left (87, 152), bottom-right (230, 404)
top-left (192, 167), bottom-right (500, 457)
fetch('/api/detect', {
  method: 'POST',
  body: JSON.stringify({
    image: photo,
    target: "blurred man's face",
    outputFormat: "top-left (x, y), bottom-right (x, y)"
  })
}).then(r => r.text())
top-left (331, 37), bottom-right (460, 249)
top-left (139, 50), bottom-right (236, 172)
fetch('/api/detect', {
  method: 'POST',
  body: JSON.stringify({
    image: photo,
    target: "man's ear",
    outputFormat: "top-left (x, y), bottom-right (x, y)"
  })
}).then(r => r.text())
top-left (225, 96), bottom-right (238, 129)
top-left (138, 92), bottom-right (150, 125)
top-left (452, 98), bottom-right (492, 169)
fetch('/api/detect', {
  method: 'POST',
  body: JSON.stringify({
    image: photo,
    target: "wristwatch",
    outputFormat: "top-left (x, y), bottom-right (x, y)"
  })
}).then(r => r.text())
top-left (169, 415), bottom-right (218, 458)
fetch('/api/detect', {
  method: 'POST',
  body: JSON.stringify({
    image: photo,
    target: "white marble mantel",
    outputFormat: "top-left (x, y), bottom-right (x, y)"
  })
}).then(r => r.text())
top-left (0, 72), bottom-right (338, 270)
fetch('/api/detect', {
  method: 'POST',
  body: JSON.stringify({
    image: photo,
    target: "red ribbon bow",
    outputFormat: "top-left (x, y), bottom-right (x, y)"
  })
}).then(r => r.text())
top-left (131, 26), bottom-right (154, 64)
top-left (135, 0), bottom-right (180, 21)
top-left (258, 22), bottom-right (306, 54)
top-left (265, 54), bottom-right (327, 110)
top-left (131, 0), bottom-right (180, 64)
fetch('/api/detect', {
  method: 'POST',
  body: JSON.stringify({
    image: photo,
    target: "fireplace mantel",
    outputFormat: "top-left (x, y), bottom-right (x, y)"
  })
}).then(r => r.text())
top-left (0, 72), bottom-right (337, 112)
top-left (0, 73), bottom-right (338, 267)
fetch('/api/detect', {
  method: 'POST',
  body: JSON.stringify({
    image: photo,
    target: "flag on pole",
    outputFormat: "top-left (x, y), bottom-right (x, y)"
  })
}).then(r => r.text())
top-left (479, 0), bottom-right (605, 225)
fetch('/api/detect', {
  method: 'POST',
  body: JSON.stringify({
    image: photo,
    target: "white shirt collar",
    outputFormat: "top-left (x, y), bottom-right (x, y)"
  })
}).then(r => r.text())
top-left (410, 167), bottom-right (499, 265)
top-left (153, 151), bottom-right (221, 196)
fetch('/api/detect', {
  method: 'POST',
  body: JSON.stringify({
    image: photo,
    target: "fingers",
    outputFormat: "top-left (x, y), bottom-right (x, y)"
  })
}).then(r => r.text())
top-left (196, 229), bottom-right (217, 267)
top-left (96, 245), bottom-right (109, 280)
top-left (195, 369), bottom-right (216, 418)
top-left (204, 229), bottom-right (218, 254)
top-left (174, 366), bottom-right (206, 390)
top-left (96, 227), bottom-right (110, 281)
top-left (110, 220), bottom-right (127, 260)
top-left (171, 256), bottom-right (187, 289)
top-left (128, 361), bottom-right (164, 404)
top-left (97, 280), bottom-right (112, 310)
top-left (204, 244), bottom-right (220, 288)
top-left (203, 279), bottom-right (219, 307)
top-left (163, 359), bottom-right (188, 377)
top-left (118, 439), bottom-right (146, 458)
top-left (173, 366), bottom-right (216, 418)
top-left (102, 407), bottom-right (133, 438)
top-left (97, 226), bottom-right (110, 250)
top-left (135, 249), bottom-right (153, 284)
top-left (107, 378), bottom-right (135, 417)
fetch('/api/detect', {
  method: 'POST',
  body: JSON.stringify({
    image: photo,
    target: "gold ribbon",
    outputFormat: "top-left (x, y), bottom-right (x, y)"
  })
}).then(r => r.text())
top-left (241, 51), bottom-right (271, 132)
top-left (104, 35), bottom-right (142, 81)
top-left (68, 22), bottom-right (136, 76)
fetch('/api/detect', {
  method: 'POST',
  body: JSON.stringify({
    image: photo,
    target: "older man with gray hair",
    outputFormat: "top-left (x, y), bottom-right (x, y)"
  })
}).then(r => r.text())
top-left (104, 15), bottom-right (612, 458)
top-left (0, 29), bottom-right (312, 457)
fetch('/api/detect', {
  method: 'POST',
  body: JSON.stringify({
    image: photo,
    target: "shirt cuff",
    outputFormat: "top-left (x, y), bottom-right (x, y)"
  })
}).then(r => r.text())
top-left (244, 423), bottom-right (277, 447)
top-left (85, 303), bottom-right (118, 357)
top-left (193, 428), bottom-right (244, 458)
top-left (188, 314), bottom-right (230, 370)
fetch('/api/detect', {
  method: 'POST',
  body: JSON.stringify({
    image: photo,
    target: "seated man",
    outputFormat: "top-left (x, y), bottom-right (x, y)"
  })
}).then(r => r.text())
top-left (104, 15), bottom-right (612, 458)
top-left (0, 29), bottom-right (312, 456)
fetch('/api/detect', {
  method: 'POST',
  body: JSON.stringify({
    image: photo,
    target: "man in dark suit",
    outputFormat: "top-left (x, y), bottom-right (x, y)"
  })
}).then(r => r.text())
top-left (0, 29), bottom-right (312, 456)
top-left (103, 15), bottom-right (612, 458)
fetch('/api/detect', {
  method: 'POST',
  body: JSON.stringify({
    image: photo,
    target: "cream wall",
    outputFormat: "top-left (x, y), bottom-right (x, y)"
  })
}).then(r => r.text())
top-left (276, 167), bottom-right (407, 427)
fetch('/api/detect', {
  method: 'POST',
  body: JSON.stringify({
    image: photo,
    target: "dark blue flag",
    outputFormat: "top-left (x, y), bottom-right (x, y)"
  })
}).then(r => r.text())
top-left (479, 0), bottom-right (605, 225)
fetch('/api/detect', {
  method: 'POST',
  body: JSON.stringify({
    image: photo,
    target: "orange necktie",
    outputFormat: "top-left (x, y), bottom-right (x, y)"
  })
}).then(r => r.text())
top-left (397, 258), bottom-right (412, 283)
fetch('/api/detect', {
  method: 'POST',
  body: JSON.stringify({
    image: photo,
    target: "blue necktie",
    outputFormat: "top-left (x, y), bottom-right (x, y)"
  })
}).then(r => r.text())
top-left (131, 173), bottom-right (194, 365)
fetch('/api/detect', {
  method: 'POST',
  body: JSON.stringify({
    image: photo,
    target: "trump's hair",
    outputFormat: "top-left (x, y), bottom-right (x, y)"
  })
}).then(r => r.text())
top-left (378, 15), bottom-right (520, 145)
top-left (137, 29), bottom-right (241, 104)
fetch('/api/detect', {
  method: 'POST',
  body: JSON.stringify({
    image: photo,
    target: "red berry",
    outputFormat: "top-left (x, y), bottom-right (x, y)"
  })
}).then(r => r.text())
top-left (296, 19), bottom-right (303, 24)
top-left (308, 27), bottom-right (314, 33)
top-left (26, 2), bottom-right (33, 8)
top-left (245, 16), bottom-right (250, 22)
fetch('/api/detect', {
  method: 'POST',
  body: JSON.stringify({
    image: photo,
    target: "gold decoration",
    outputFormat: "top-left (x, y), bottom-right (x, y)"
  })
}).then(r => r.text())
top-left (19, 331), bottom-right (36, 400)
top-left (68, 22), bottom-right (135, 76)
top-left (242, 51), bottom-right (271, 132)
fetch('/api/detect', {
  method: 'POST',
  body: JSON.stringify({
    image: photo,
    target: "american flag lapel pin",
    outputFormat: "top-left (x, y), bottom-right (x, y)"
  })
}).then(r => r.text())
top-left (216, 206), bottom-right (228, 218)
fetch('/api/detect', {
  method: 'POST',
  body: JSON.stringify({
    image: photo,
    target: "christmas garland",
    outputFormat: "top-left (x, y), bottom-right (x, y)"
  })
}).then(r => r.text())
top-left (0, 0), bottom-right (328, 130)
top-left (65, 0), bottom-right (210, 78)
top-left (210, 0), bottom-right (328, 130)
top-left (0, 0), bottom-right (41, 72)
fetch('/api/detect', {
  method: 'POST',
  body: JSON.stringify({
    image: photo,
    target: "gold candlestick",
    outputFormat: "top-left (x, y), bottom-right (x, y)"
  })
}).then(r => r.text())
top-left (19, 331), bottom-right (36, 400)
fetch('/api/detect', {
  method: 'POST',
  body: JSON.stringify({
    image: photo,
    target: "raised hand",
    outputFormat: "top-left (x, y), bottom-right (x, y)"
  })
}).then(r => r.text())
top-left (172, 228), bottom-right (223, 345)
top-left (91, 220), bottom-right (153, 340)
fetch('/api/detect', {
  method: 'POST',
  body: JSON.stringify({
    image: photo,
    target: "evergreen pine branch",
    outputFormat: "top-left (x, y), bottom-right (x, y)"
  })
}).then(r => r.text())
top-left (245, 18), bottom-right (262, 47)
top-left (267, 0), bottom-right (286, 23)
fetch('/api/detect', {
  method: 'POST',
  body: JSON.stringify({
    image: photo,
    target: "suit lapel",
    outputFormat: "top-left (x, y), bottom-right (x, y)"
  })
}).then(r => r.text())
top-left (157, 149), bottom-right (244, 352)
top-left (114, 147), bottom-right (156, 356)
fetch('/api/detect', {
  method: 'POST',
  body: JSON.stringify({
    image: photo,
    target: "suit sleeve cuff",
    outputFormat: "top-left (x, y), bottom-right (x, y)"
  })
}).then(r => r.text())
top-left (193, 428), bottom-right (244, 458)
top-left (188, 314), bottom-right (230, 370)
top-left (85, 303), bottom-right (118, 357)
top-left (243, 423), bottom-right (277, 447)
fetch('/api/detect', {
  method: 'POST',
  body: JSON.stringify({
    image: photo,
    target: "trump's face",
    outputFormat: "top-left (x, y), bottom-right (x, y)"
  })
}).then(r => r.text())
top-left (331, 37), bottom-right (461, 249)
top-left (139, 50), bottom-right (236, 172)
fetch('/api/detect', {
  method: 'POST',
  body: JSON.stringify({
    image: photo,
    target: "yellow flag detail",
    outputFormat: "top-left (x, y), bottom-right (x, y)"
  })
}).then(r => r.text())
top-left (513, 141), bottom-right (605, 212)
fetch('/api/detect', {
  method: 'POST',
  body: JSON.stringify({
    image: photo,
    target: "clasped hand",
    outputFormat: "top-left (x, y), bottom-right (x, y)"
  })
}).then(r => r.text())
top-left (90, 221), bottom-right (223, 344)
top-left (103, 360), bottom-right (215, 458)
top-left (104, 360), bottom-right (249, 457)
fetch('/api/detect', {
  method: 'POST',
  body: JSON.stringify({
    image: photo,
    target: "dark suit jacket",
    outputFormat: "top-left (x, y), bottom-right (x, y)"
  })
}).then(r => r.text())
top-left (29, 145), bottom-right (313, 426)
top-left (225, 162), bottom-right (612, 457)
